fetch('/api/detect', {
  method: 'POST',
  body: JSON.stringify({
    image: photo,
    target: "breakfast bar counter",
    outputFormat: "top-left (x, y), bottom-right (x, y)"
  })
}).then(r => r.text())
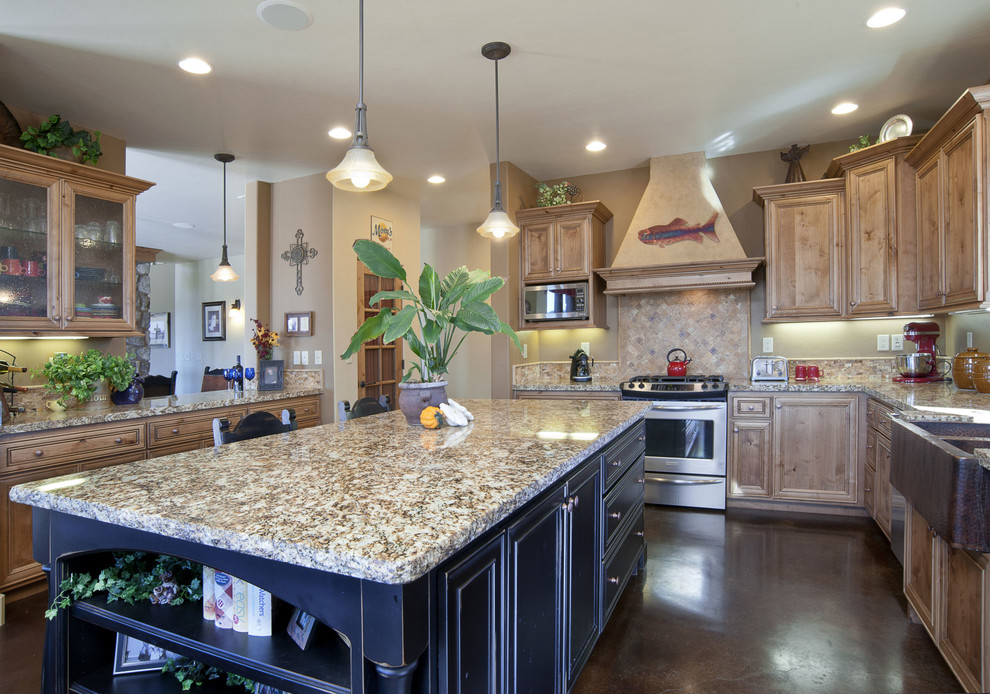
top-left (11, 398), bottom-right (649, 694)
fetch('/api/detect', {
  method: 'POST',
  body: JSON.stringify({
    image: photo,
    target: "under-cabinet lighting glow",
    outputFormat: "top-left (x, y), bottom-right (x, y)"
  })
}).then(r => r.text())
top-left (866, 7), bottom-right (906, 28)
top-left (37, 477), bottom-right (87, 492)
top-left (536, 431), bottom-right (599, 441)
top-left (849, 313), bottom-right (934, 321)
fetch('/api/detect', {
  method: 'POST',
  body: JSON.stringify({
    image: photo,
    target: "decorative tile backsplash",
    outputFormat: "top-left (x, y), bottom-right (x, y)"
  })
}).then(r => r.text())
top-left (514, 361), bottom-right (619, 385)
top-left (618, 290), bottom-right (751, 378)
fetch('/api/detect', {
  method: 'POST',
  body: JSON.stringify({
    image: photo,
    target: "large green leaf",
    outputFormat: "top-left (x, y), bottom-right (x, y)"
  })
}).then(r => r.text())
top-left (459, 276), bottom-right (505, 307)
top-left (454, 301), bottom-right (502, 334)
top-left (353, 239), bottom-right (407, 282)
top-left (500, 322), bottom-right (522, 352)
top-left (368, 289), bottom-right (417, 307)
top-left (383, 305), bottom-right (418, 344)
top-left (440, 267), bottom-right (468, 295)
top-left (419, 264), bottom-right (441, 310)
top-left (422, 318), bottom-right (442, 344)
top-left (339, 310), bottom-right (390, 359)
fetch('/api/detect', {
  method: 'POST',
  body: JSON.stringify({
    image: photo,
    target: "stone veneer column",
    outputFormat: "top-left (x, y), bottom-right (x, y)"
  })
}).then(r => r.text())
top-left (126, 261), bottom-right (152, 375)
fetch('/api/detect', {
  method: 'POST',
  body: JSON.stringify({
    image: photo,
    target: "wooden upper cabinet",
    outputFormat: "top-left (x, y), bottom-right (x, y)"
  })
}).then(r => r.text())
top-left (754, 179), bottom-right (844, 321)
top-left (845, 158), bottom-right (897, 315)
top-left (555, 216), bottom-right (592, 277)
top-left (906, 85), bottom-right (990, 313)
top-left (0, 144), bottom-right (153, 336)
top-left (521, 220), bottom-right (555, 281)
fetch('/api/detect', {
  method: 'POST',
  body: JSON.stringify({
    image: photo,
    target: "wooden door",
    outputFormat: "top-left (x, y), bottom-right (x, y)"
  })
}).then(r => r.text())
top-left (771, 395), bottom-right (859, 504)
top-left (942, 121), bottom-right (983, 308)
top-left (728, 419), bottom-right (772, 498)
top-left (940, 543), bottom-right (989, 692)
top-left (357, 258), bottom-right (402, 408)
top-left (522, 221), bottom-right (554, 282)
top-left (915, 153), bottom-right (944, 309)
top-left (846, 158), bottom-right (897, 315)
top-left (555, 217), bottom-right (590, 279)
top-left (905, 503), bottom-right (937, 637)
top-left (764, 191), bottom-right (843, 319)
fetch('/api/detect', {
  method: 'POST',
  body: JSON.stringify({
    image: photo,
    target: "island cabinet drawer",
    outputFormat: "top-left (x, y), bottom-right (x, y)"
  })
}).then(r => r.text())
top-left (604, 458), bottom-right (645, 549)
top-left (733, 396), bottom-right (771, 418)
top-left (602, 509), bottom-right (645, 623)
top-left (149, 409), bottom-right (245, 448)
top-left (602, 423), bottom-right (646, 490)
top-left (1, 422), bottom-right (144, 474)
top-left (247, 396), bottom-right (321, 428)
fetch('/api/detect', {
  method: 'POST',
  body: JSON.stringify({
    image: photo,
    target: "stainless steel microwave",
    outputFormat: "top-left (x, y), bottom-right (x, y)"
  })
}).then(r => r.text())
top-left (522, 282), bottom-right (589, 321)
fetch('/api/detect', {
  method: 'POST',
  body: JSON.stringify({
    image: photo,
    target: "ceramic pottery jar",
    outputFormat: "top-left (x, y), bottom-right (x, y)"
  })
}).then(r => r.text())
top-left (953, 347), bottom-right (988, 390)
top-left (972, 358), bottom-right (990, 393)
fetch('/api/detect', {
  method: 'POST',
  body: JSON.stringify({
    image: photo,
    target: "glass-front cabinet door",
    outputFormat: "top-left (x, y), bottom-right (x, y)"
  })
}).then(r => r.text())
top-left (0, 169), bottom-right (61, 331)
top-left (63, 181), bottom-right (135, 333)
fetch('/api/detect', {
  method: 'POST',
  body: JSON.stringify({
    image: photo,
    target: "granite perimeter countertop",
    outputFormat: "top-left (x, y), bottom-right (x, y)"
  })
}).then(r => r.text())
top-left (0, 388), bottom-right (325, 435)
top-left (10, 399), bottom-right (649, 585)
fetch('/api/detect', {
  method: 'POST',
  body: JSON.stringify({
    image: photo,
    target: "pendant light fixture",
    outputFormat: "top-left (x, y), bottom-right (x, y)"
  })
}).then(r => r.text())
top-left (210, 153), bottom-right (239, 282)
top-left (477, 41), bottom-right (519, 240)
top-left (326, 0), bottom-right (392, 192)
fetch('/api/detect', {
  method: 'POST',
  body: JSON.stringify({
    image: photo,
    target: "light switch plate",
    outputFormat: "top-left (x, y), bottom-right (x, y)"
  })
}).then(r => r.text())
top-left (301, 350), bottom-right (309, 365)
top-left (762, 337), bottom-right (773, 353)
top-left (891, 334), bottom-right (904, 351)
top-left (580, 342), bottom-right (591, 355)
top-left (292, 350), bottom-right (301, 365)
top-left (314, 350), bottom-right (322, 365)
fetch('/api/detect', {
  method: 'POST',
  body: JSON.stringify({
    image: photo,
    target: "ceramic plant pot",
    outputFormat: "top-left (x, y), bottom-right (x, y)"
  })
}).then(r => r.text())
top-left (397, 381), bottom-right (448, 426)
top-left (77, 381), bottom-right (112, 410)
top-left (110, 378), bottom-right (145, 406)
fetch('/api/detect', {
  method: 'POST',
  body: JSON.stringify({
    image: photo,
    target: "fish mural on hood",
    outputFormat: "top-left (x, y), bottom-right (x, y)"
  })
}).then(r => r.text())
top-left (637, 212), bottom-right (719, 247)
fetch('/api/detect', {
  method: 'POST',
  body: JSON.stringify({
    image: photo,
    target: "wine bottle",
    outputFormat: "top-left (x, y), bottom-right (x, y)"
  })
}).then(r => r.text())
top-left (0, 361), bottom-right (28, 374)
top-left (232, 355), bottom-right (244, 394)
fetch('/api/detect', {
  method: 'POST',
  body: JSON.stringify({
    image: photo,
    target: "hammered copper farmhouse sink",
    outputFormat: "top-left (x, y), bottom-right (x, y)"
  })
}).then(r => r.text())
top-left (890, 418), bottom-right (990, 551)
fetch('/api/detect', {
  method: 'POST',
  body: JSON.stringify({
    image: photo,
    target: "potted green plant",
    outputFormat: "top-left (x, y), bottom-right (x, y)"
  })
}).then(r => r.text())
top-left (20, 114), bottom-right (103, 165)
top-left (341, 239), bottom-right (520, 424)
top-left (36, 349), bottom-right (136, 409)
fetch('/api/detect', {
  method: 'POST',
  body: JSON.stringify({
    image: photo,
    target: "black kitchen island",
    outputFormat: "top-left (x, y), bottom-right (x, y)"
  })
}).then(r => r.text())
top-left (11, 399), bottom-right (647, 694)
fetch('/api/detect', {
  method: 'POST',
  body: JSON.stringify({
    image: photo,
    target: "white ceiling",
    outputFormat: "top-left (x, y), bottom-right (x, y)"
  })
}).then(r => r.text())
top-left (2, 0), bottom-right (989, 262)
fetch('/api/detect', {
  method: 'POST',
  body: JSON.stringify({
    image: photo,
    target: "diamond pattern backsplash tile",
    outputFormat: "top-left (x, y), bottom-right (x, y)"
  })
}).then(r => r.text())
top-left (619, 290), bottom-right (751, 378)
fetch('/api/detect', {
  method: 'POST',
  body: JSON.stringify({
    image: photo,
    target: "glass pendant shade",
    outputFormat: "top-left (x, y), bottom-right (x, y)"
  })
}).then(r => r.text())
top-left (326, 145), bottom-right (392, 192)
top-left (211, 252), bottom-right (239, 282)
top-left (477, 203), bottom-right (519, 239)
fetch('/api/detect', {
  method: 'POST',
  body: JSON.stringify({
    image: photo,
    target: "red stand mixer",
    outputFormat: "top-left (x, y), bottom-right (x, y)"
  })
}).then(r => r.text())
top-left (893, 321), bottom-right (946, 383)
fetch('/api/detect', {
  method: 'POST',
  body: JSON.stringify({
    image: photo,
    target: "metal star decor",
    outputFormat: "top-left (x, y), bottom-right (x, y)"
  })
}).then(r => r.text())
top-left (281, 228), bottom-right (318, 296)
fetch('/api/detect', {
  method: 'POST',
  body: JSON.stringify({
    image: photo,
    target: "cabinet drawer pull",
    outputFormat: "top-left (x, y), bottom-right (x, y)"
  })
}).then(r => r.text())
top-left (609, 459), bottom-right (621, 467)
top-left (607, 576), bottom-right (619, 585)
top-left (747, 405), bottom-right (755, 411)
top-left (115, 437), bottom-right (123, 444)
top-left (733, 427), bottom-right (739, 433)
top-left (609, 511), bottom-right (622, 520)
top-left (636, 478), bottom-right (645, 484)
top-left (864, 487), bottom-right (871, 493)
top-left (636, 436), bottom-right (645, 442)
top-left (172, 428), bottom-right (180, 434)
top-left (776, 403), bottom-right (782, 409)
top-left (34, 449), bottom-right (44, 457)
top-left (635, 531), bottom-right (644, 537)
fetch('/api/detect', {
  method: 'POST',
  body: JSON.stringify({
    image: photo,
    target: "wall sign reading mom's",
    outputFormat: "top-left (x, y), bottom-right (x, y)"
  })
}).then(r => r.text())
top-left (371, 216), bottom-right (393, 250)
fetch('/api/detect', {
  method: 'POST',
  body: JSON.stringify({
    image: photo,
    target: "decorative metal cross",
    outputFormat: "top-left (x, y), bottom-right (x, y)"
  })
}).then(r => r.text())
top-left (281, 228), bottom-right (318, 296)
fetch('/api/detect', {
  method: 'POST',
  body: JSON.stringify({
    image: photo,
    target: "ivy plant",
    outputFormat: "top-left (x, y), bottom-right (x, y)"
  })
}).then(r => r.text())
top-left (162, 657), bottom-right (255, 692)
top-left (20, 114), bottom-right (103, 165)
top-left (34, 349), bottom-right (136, 406)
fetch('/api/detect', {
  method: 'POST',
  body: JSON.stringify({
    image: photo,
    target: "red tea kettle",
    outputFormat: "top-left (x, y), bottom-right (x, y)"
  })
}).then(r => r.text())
top-left (666, 348), bottom-right (692, 377)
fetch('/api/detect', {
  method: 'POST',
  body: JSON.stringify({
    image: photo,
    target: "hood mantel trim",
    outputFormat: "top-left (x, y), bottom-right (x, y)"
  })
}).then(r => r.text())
top-left (594, 257), bottom-right (764, 294)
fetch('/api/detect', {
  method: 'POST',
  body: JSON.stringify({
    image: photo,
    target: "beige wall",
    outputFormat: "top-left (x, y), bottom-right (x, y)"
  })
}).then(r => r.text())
top-left (331, 185), bottom-right (420, 414)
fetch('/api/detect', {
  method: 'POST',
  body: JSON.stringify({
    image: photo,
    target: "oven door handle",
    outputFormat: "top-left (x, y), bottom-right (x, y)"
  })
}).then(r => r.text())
top-left (649, 475), bottom-right (725, 485)
top-left (649, 404), bottom-right (725, 411)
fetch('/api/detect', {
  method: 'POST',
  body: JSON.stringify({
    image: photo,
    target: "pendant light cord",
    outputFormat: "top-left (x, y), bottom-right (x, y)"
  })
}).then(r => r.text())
top-left (493, 55), bottom-right (503, 209)
top-left (222, 159), bottom-right (228, 250)
top-left (354, 0), bottom-right (367, 147)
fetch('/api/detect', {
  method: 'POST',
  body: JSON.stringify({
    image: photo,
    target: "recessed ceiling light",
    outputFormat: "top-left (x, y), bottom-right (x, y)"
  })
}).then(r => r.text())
top-left (866, 7), bottom-right (906, 28)
top-left (256, 0), bottom-right (314, 31)
top-left (586, 140), bottom-right (606, 152)
top-left (172, 222), bottom-right (195, 229)
top-left (831, 102), bottom-right (859, 115)
top-left (328, 127), bottom-right (352, 139)
top-left (178, 57), bottom-right (212, 75)
top-left (427, 175), bottom-right (445, 184)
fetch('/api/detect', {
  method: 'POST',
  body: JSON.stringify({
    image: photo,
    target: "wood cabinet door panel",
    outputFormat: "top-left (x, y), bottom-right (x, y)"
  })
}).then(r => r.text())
top-left (864, 463), bottom-right (876, 516)
top-left (522, 221), bottom-right (554, 281)
top-left (905, 503), bottom-right (937, 636)
top-left (942, 122), bottom-right (983, 307)
top-left (1, 462), bottom-right (78, 591)
top-left (915, 155), bottom-right (944, 309)
top-left (940, 544), bottom-right (988, 692)
top-left (846, 159), bottom-right (897, 314)
top-left (565, 462), bottom-right (601, 687)
top-left (766, 194), bottom-right (842, 318)
top-left (875, 436), bottom-right (892, 538)
top-left (729, 419), bottom-right (772, 498)
top-left (771, 395), bottom-right (858, 504)
top-left (555, 217), bottom-right (590, 278)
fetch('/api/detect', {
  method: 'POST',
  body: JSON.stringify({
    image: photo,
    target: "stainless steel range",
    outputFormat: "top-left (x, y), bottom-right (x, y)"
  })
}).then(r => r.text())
top-left (619, 375), bottom-right (728, 510)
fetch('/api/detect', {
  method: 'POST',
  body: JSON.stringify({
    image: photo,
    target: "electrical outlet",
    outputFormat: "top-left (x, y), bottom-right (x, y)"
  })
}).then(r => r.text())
top-left (877, 334), bottom-right (890, 351)
top-left (968, 332), bottom-right (974, 348)
top-left (300, 350), bottom-right (309, 365)
top-left (580, 342), bottom-right (591, 355)
top-left (522, 344), bottom-right (528, 358)
top-left (891, 334), bottom-right (904, 351)
top-left (194, 352), bottom-right (201, 361)
top-left (183, 353), bottom-right (190, 361)
top-left (762, 337), bottom-right (773, 353)
top-left (292, 350), bottom-right (301, 365)
top-left (314, 350), bottom-right (322, 365)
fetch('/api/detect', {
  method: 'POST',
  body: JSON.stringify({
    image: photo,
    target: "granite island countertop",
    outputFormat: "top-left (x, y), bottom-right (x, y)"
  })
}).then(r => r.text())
top-left (0, 387), bottom-right (325, 435)
top-left (10, 398), bottom-right (649, 585)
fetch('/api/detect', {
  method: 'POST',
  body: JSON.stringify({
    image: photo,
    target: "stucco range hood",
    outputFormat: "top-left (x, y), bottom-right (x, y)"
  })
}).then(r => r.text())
top-left (595, 152), bottom-right (763, 294)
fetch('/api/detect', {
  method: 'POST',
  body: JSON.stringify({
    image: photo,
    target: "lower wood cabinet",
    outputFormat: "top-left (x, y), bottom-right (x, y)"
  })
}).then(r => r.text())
top-left (437, 422), bottom-right (643, 694)
top-left (865, 398), bottom-right (896, 537)
top-left (729, 393), bottom-right (862, 506)
top-left (905, 501), bottom-right (990, 692)
top-left (0, 393), bottom-right (322, 594)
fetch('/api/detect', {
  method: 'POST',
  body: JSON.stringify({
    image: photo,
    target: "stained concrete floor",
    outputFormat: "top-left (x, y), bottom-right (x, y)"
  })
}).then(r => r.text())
top-left (0, 506), bottom-right (963, 693)
top-left (573, 506), bottom-right (962, 694)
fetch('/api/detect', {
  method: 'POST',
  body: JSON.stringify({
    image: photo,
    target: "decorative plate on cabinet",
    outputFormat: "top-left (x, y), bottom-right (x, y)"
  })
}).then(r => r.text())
top-left (879, 114), bottom-right (913, 142)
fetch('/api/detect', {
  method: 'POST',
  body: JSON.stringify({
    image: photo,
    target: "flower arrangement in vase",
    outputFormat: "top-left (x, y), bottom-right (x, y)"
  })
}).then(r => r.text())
top-left (249, 318), bottom-right (279, 362)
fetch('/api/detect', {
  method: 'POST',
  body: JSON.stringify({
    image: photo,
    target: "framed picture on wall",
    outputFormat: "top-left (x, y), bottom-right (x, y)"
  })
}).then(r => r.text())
top-left (258, 359), bottom-right (284, 391)
top-left (371, 216), bottom-right (393, 250)
top-left (285, 311), bottom-right (313, 336)
top-left (202, 301), bottom-right (226, 341)
top-left (148, 312), bottom-right (170, 348)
